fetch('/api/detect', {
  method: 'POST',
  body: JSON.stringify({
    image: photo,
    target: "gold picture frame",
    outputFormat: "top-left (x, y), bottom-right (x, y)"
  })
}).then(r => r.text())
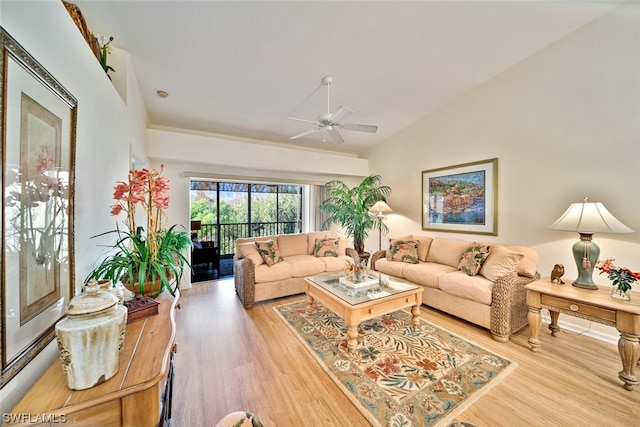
top-left (422, 158), bottom-right (498, 235)
top-left (1, 27), bottom-right (77, 389)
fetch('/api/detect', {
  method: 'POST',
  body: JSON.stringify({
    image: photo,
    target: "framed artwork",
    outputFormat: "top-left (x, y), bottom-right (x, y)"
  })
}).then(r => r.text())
top-left (1, 27), bottom-right (77, 388)
top-left (422, 158), bottom-right (497, 235)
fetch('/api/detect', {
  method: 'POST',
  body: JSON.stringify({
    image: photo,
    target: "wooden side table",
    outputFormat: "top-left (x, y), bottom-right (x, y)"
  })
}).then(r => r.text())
top-left (525, 277), bottom-right (640, 391)
top-left (11, 291), bottom-right (179, 426)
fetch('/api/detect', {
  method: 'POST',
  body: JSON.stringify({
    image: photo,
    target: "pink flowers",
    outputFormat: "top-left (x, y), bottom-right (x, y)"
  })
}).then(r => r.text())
top-left (110, 165), bottom-right (171, 261)
top-left (596, 258), bottom-right (640, 293)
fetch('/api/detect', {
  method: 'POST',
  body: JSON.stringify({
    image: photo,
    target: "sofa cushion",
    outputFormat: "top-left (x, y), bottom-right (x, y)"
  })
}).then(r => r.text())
top-left (402, 262), bottom-right (458, 289)
top-left (284, 254), bottom-right (326, 277)
top-left (237, 242), bottom-right (265, 266)
top-left (388, 239), bottom-right (419, 264)
top-left (374, 258), bottom-right (408, 278)
top-left (414, 236), bottom-right (433, 262)
top-left (319, 255), bottom-right (352, 272)
top-left (426, 238), bottom-right (471, 268)
top-left (479, 245), bottom-right (524, 281)
top-left (313, 238), bottom-right (340, 257)
top-left (337, 237), bottom-right (348, 256)
top-left (277, 233), bottom-right (308, 257)
top-left (255, 240), bottom-right (284, 266)
top-left (438, 271), bottom-right (494, 305)
top-left (254, 261), bottom-right (294, 283)
top-left (507, 245), bottom-right (539, 278)
top-left (458, 243), bottom-right (491, 276)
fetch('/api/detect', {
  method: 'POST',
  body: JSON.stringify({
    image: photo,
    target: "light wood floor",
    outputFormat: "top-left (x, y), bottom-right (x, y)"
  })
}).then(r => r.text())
top-left (173, 278), bottom-right (640, 426)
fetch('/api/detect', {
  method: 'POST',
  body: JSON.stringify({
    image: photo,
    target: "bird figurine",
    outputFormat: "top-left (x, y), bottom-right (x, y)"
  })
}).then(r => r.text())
top-left (550, 264), bottom-right (565, 284)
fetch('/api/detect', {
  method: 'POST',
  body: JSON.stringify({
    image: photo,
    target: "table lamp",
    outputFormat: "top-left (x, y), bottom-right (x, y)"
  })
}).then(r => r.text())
top-left (369, 201), bottom-right (393, 251)
top-left (548, 197), bottom-right (633, 290)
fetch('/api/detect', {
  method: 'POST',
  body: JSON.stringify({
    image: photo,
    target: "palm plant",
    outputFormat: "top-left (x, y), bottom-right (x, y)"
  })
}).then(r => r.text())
top-left (319, 175), bottom-right (391, 254)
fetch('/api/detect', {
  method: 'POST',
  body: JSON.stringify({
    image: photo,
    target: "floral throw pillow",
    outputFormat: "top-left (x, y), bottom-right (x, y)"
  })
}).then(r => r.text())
top-left (255, 240), bottom-right (284, 266)
top-left (313, 238), bottom-right (340, 257)
top-left (389, 240), bottom-right (420, 264)
top-left (458, 243), bottom-right (491, 276)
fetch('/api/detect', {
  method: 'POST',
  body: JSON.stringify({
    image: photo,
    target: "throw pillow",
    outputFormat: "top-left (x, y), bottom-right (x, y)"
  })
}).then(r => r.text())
top-left (238, 242), bottom-right (265, 266)
top-left (458, 243), bottom-right (491, 276)
top-left (255, 240), bottom-right (284, 267)
top-left (479, 245), bottom-right (525, 282)
top-left (389, 239), bottom-right (420, 264)
top-left (313, 238), bottom-right (340, 257)
top-left (386, 235), bottom-right (414, 258)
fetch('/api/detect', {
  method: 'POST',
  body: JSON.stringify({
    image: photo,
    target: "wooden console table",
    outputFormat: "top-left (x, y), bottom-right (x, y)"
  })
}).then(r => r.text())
top-left (11, 291), bottom-right (179, 426)
top-left (525, 278), bottom-right (640, 391)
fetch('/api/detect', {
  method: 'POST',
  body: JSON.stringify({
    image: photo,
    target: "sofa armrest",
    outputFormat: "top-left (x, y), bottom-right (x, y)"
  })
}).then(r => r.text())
top-left (490, 272), bottom-right (541, 341)
top-left (370, 250), bottom-right (387, 270)
top-left (345, 247), bottom-right (359, 263)
top-left (233, 256), bottom-right (256, 308)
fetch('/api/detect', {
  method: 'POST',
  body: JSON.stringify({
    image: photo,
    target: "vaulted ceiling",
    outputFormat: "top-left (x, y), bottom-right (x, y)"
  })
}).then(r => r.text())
top-left (73, 1), bottom-right (623, 154)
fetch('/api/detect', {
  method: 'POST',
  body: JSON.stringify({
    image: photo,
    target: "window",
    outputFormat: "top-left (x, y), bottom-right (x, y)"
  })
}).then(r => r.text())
top-left (190, 181), bottom-right (303, 256)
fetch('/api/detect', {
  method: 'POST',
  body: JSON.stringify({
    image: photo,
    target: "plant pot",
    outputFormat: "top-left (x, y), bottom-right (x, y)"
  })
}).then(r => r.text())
top-left (124, 279), bottom-right (164, 297)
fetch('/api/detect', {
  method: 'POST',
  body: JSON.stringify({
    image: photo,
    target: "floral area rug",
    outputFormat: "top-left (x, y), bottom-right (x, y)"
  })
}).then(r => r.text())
top-left (274, 300), bottom-right (516, 427)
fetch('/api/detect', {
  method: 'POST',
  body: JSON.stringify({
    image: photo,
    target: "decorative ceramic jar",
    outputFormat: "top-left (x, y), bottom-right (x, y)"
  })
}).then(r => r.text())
top-left (54, 281), bottom-right (127, 390)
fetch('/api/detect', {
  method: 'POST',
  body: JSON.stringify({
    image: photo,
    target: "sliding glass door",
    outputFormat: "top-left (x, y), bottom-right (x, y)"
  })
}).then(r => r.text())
top-left (190, 181), bottom-right (303, 257)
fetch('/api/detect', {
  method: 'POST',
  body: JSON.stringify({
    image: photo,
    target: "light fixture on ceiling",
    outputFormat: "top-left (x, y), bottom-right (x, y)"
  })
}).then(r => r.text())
top-left (548, 197), bottom-right (633, 290)
top-left (157, 90), bottom-right (169, 98)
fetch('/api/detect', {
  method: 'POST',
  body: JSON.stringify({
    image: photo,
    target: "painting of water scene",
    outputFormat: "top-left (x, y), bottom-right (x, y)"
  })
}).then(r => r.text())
top-left (422, 158), bottom-right (497, 235)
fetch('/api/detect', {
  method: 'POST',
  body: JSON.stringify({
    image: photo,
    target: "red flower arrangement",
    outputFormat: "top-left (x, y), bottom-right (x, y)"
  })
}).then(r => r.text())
top-left (86, 165), bottom-right (191, 296)
top-left (596, 258), bottom-right (640, 293)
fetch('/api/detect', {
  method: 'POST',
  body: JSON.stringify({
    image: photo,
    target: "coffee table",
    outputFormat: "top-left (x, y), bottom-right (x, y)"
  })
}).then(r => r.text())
top-left (305, 272), bottom-right (423, 353)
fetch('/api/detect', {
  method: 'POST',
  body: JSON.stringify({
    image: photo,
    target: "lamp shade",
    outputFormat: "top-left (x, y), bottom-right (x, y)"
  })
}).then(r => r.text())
top-left (369, 201), bottom-right (393, 216)
top-left (190, 220), bottom-right (202, 231)
top-left (548, 198), bottom-right (633, 234)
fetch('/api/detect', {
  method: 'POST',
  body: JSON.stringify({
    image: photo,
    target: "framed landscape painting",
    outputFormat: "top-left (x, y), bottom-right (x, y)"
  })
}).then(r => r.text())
top-left (422, 158), bottom-right (497, 235)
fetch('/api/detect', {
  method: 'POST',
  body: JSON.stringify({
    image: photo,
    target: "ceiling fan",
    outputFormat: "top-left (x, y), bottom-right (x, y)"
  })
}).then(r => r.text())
top-left (288, 75), bottom-right (378, 144)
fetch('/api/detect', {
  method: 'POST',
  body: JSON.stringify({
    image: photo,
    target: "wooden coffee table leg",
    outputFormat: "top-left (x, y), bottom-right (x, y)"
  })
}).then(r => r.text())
top-left (306, 293), bottom-right (314, 313)
top-left (346, 324), bottom-right (359, 354)
top-left (411, 304), bottom-right (420, 328)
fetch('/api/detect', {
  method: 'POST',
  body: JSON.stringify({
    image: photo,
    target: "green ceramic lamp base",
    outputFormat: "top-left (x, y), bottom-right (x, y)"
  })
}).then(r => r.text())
top-left (571, 233), bottom-right (599, 290)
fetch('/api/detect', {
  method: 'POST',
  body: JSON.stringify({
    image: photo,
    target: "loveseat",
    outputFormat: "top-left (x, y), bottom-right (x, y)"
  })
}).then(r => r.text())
top-left (371, 235), bottom-right (540, 342)
top-left (234, 232), bottom-right (358, 308)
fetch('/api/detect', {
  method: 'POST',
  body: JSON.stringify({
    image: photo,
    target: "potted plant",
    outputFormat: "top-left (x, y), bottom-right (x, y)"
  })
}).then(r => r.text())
top-left (319, 175), bottom-right (391, 255)
top-left (86, 165), bottom-right (191, 297)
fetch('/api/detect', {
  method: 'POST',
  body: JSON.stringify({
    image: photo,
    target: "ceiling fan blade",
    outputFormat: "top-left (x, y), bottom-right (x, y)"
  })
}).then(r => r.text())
top-left (329, 105), bottom-right (353, 123)
top-left (328, 129), bottom-right (344, 144)
top-left (290, 129), bottom-right (319, 140)
top-left (287, 116), bottom-right (318, 125)
top-left (341, 123), bottom-right (378, 133)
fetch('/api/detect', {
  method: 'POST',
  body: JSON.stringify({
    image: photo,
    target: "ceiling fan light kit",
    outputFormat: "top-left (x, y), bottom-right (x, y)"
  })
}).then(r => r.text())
top-left (288, 75), bottom-right (378, 144)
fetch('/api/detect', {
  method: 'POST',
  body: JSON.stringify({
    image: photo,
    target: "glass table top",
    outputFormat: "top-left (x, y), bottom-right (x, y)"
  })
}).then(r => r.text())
top-left (306, 271), bottom-right (420, 306)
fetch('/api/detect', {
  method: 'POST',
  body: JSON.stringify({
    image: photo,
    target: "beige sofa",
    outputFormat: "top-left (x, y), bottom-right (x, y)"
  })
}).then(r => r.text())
top-left (234, 232), bottom-right (357, 308)
top-left (371, 235), bottom-right (540, 342)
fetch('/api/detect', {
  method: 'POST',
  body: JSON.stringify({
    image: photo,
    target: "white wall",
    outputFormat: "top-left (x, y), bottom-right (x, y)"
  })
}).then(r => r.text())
top-left (0, 0), bottom-right (148, 411)
top-left (146, 127), bottom-right (370, 279)
top-left (367, 2), bottom-right (640, 341)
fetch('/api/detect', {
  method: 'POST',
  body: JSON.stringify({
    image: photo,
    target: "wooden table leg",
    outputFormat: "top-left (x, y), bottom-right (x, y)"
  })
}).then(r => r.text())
top-left (306, 294), bottom-right (314, 313)
top-left (618, 332), bottom-right (640, 391)
top-left (411, 304), bottom-right (420, 328)
top-left (528, 305), bottom-right (541, 352)
top-left (346, 324), bottom-right (359, 354)
top-left (548, 310), bottom-right (561, 337)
